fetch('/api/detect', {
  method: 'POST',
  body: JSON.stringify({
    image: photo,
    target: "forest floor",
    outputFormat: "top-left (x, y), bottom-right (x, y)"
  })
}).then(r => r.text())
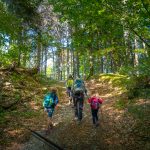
top-left (0, 71), bottom-right (149, 150)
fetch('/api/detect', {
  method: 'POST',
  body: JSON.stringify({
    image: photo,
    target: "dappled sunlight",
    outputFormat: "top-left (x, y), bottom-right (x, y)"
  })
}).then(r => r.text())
top-left (102, 93), bottom-right (113, 98)
top-left (114, 113), bottom-right (124, 121)
top-left (7, 129), bottom-right (24, 137)
top-left (1, 71), bottom-right (148, 150)
top-left (29, 101), bottom-right (41, 110)
top-left (41, 87), bottom-right (47, 90)
top-left (95, 83), bottom-right (102, 86)
top-left (135, 98), bottom-right (150, 105)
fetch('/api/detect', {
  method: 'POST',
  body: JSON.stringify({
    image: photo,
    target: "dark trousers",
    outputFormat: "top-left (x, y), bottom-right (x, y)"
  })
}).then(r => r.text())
top-left (74, 97), bottom-right (84, 121)
top-left (67, 87), bottom-right (72, 97)
top-left (91, 109), bottom-right (99, 124)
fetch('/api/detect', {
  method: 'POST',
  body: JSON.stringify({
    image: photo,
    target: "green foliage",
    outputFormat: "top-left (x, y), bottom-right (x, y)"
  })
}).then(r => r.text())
top-left (138, 57), bottom-right (150, 76)
top-left (0, 2), bottom-right (21, 39)
top-left (12, 110), bottom-right (39, 118)
top-left (119, 65), bottom-right (136, 75)
top-left (0, 110), bottom-right (8, 125)
top-left (128, 103), bottom-right (150, 121)
top-left (114, 99), bottom-right (127, 109)
top-left (34, 74), bottom-right (58, 85)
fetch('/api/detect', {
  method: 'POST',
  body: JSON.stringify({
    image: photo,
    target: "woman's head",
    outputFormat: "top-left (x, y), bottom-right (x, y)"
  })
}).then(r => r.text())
top-left (68, 74), bottom-right (73, 79)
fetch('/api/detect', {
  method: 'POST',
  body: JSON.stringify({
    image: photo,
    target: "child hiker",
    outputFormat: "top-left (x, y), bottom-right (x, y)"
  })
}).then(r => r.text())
top-left (43, 88), bottom-right (59, 133)
top-left (88, 91), bottom-right (103, 127)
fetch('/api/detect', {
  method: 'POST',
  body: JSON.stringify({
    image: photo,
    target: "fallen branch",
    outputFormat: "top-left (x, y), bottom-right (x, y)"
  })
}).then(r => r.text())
top-left (0, 67), bottom-right (38, 75)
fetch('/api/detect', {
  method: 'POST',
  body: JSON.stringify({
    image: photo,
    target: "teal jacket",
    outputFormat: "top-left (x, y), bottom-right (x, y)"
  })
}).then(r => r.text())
top-left (43, 92), bottom-right (59, 108)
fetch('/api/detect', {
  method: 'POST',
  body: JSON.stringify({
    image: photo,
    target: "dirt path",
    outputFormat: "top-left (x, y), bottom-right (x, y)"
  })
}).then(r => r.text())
top-left (22, 81), bottom-right (147, 150)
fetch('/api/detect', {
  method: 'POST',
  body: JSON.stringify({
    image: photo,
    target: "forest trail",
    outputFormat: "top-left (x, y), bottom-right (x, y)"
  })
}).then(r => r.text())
top-left (22, 79), bottom-right (142, 150)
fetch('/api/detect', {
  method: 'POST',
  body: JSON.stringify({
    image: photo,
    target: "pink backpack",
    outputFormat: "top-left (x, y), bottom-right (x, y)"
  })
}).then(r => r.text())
top-left (91, 98), bottom-right (100, 109)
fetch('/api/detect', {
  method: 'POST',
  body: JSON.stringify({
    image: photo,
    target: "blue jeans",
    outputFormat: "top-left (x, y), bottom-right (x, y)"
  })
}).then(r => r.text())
top-left (46, 107), bottom-right (54, 118)
top-left (91, 109), bottom-right (99, 124)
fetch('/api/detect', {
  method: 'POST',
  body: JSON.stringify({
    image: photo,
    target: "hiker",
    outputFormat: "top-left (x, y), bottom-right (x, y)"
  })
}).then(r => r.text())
top-left (88, 91), bottom-right (103, 127)
top-left (43, 88), bottom-right (59, 133)
top-left (66, 74), bottom-right (74, 104)
top-left (72, 77), bottom-right (87, 123)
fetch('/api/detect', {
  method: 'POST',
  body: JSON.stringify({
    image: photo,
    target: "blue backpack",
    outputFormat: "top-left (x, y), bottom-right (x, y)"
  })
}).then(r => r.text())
top-left (43, 93), bottom-right (56, 108)
top-left (74, 79), bottom-right (84, 92)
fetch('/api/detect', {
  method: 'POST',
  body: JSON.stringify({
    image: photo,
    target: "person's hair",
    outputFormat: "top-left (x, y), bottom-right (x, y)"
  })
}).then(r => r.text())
top-left (68, 74), bottom-right (73, 79)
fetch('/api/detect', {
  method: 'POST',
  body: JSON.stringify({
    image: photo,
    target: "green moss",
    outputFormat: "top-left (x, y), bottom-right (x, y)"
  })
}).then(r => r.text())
top-left (128, 104), bottom-right (150, 121)
top-left (114, 99), bottom-right (127, 109)
top-left (11, 110), bottom-right (39, 118)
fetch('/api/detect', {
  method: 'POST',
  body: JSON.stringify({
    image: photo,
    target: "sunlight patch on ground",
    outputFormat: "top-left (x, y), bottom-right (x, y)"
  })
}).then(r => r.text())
top-left (90, 79), bottom-right (96, 84)
top-left (29, 101), bottom-right (40, 110)
top-left (135, 99), bottom-right (150, 105)
top-left (62, 87), bottom-right (66, 89)
top-left (42, 87), bottom-right (47, 90)
top-left (114, 114), bottom-right (124, 121)
top-left (102, 93), bottom-right (113, 97)
top-left (96, 83), bottom-right (102, 86)
top-left (7, 129), bottom-right (23, 136)
top-left (53, 114), bottom-right (64, 126)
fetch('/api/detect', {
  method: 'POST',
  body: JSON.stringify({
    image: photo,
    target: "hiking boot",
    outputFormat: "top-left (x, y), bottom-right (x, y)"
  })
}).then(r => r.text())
top-left (96, 122), bottom-right (99, 127)
top-left (74, 117), bottom-right (78, 121)
top-left (93, 122), bottom-right (99, 128)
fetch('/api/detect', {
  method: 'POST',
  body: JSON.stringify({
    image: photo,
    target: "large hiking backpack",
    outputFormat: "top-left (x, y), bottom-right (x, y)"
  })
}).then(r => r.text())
top-left (43, 93), bottom-right (56, 108)
top-left (74, 79), bottom-right (84, 93)
top-left (91, 98), bottom-right (100, 109)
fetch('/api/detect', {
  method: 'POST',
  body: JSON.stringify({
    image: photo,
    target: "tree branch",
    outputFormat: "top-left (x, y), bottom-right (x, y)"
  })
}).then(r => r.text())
top-left (141, 0), bottom-right (150, 17)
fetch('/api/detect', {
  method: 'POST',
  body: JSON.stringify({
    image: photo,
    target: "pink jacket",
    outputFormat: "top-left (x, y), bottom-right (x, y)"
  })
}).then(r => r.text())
top-left (88, 96), bottom-right (103, 109)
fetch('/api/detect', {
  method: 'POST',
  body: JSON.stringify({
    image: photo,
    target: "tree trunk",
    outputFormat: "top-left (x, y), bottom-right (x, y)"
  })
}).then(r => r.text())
top-left (73, 49), bottom-right (76, 78)
top-left (37, 32), bottom-right (42, 73)
top-left (134, 37), bottom-right (139, 68)
top-left (67, 48), bottom-right (69, 78)
top-left (76, 51), bottom-right (80, 77)
top-left (44, 47), bottom-right (48, 76)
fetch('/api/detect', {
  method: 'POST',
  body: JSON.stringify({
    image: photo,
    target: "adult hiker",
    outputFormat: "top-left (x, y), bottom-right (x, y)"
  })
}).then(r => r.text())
top-left (72, 77), bottom-right (87, 123)
top-left (66, 74), bottom-right (74, 105)
top-left (43, 88), bottom-right (59, 134)
top-left (88, 91), bottom-right (103, 127)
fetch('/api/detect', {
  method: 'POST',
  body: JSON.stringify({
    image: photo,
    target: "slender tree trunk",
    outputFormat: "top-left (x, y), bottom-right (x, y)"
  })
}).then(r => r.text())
top-left (37, 32), bottom-right (42, 73)
top-left (52, 48), bottom-right (55, 79)
top-left (44, 47), bottom-right (48, 76)
top-left (59, 60), bottom-right (62, 80)
top-left (76, 51), bottom-right (80, 77)
top-left (88, 48), bottom-right (94, 78)
top-left (73, 50), bottom-right (76, 78)
top-left (67, 48), bottom-right (69, 77)
top-left (100, 56), bottom-right (104, 73)
top-left (71, 50), bottom-right (73, 75)
top-left (134, 37), bottom-right (139, 68)
top-left (18, 30), bottom-right (24, 67)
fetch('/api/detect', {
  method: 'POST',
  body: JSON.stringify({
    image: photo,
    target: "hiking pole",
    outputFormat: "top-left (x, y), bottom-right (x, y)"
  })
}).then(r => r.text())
top-left (13, 113), bottom-right (64, 150)
top-left (28, 128), bottom-right (63, 150)
top-left (20, 123), bottom-right (63, 150)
